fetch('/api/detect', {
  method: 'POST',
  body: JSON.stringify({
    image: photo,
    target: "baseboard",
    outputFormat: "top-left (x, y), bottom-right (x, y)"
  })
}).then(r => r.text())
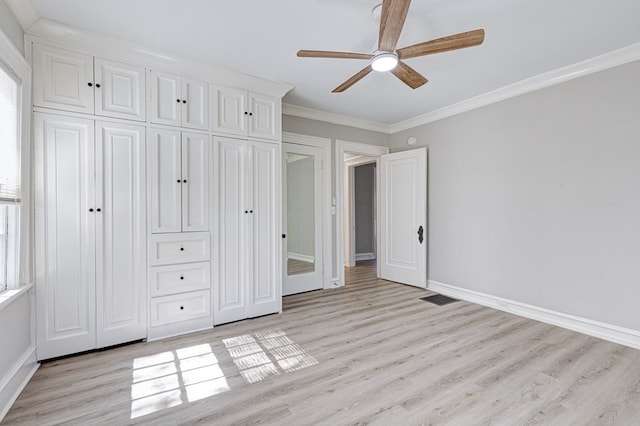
top-left (287, 252), bottom-right (314, 263)
top-left (428, 280), bottom-right (640, 350)
top-left (0, 345), bottom-right (39, 422)
top-left (355, 252), bottom-right (376, 261)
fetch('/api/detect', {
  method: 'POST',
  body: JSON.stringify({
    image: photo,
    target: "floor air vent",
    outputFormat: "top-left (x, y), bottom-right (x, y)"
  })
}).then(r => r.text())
top-left (420, 294), bottom-right (459, 306)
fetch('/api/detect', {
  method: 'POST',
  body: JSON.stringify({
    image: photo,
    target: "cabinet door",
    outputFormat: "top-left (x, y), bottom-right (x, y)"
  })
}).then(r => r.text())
top-left (247, 142), bottom-right (281, 318)
top-left (150, 71), bottom-right (181, 126)
top-left (33, 44), bottom-right (94, 114)
top-left (213, 137), bottom-right (247, 325)
top-left (95, 58), bottom-right (146, 121)
top-left (182, 132), bottom-right (210, 232)
top-left (34, 113), bottom-right (96, 360)
top-left (248, 93), bottom-right (280, 141)
top-left (182, 77), bottom-right (208, 130)
top-left (96, 122), bottom-right (147, 347)
top-left (212, 86), bottom-right (247, 137)
top-left (149, 128), bottom-right (182, 233)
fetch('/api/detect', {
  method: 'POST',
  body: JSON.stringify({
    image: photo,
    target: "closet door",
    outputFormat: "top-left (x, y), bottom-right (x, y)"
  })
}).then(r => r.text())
top-left (34, 113), bottom-right (96, 360)
top-left (149, 128), bottom-right (182, 233)
top-left (247, 142), bottom-right (281, 318)
top-left (182, 77), bottom-right (208, 130)
top-left (214, 137), bottom-right (247, 324)
top-left (33, 44), bottom-right (94, 114)
top-left (181, 132), bottom-right (210, 232)
top-left (248, 93), bottom-right (279, 141)
top-left (150, 71), bottom-right (181, 126)
top-left (96, 122), bottom-right (147, 347)
top-left (94, 59), bottom-right (146, 121)
top-left (212, 86), bottom-right (247, 137)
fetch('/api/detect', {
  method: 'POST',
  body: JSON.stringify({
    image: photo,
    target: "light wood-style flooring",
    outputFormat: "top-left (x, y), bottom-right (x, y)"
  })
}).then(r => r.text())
top-left (4, 261), bottom-right (640, 425)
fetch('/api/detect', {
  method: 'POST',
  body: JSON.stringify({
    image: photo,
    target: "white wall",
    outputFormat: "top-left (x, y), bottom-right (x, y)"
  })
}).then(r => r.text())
top-left (390, 59), bottom-right (640, 333)
top-left (0, 1), bottom-right (24, 54)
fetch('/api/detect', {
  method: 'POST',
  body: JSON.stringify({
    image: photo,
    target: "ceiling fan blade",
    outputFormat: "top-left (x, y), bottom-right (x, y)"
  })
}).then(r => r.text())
top-left (332, 65), bottom-right (373, 93)
top-left (397, 28), bottom-right (485, 60)
top-left (390, 61), bottom-right (428, 89)
top-left (378, 0), bottom-right (411, 52)
top-left (297, 50), bottom-right (373, 60)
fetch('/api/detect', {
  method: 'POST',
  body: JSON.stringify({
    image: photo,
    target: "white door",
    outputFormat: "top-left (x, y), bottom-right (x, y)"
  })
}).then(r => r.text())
top-left (212, 86), bottom-right (247, 137)
top-left (96, 122), bottom-right (147, 347)
top-left (247, 141), bottom-right (281, 317)
top-left (249, 93), bottom-right (278, 140)
top-left (214, 137), bottom-right (247, 324)
top-left (149, 127), bottom-right (182, 233)
top-left (33, 44), bottom-right (94, 114)
top-left (181, 132), bottom-right (209, 232)
top-left (34, 113), bottom-right (96, 360)
top-left (94, 58), bottom-right (146, 121)
top-left (150, 70), bottom-right (181, 126)
top-left (379, 148), bottom-right (427, 288)
top-left (182, 77), bottom-right (208, 130)
top-left (282, 143), bottom-right (323, 296)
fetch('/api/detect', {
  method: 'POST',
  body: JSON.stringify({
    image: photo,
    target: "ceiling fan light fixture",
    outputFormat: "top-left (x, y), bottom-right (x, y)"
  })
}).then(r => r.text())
top-left (371, 52), bottom-right (398, 72)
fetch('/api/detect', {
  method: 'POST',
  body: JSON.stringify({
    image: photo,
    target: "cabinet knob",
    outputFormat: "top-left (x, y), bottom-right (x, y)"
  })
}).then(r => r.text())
top-left (177, 179), bottom-right (181, 183)
top-left (95, 83), bottom-right (101, 88)
top-left (176, 99), bottom-right (181, 103)
top-left (96, 208), bottom-right (101, 212)
top-left (249, 112), bottom-right (253, 116)
top-left (245, 210), bottom-right (248, 214)
top-left (180, 306), bottom-right (184, 310)
top-left (244, 111), bottom-right (248, 115)
top-left (180, 276), bottom-right (184, 280)
top-left (249, 210), bottom-right (253, 213)
top-left (182, 100), bottom-right (187, 104)
top-left (88, 82), bottom-right (93, 87)
top-left (89, 208), bottom-right (94, 212)
top-left (183, 179), bottom-right (187, 183)
top-left (180, 247), bottom-right (185, 251)
top-left (282, 234), bottom-right (286, 239)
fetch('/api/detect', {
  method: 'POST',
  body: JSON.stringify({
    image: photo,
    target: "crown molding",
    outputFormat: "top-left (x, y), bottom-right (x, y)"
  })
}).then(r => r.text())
top-left (285, 41), bottom-right (640, 135)
top-left (26, 19), bottom-right (293, 98)
top-left (3, 0), bottom-right (40, 31)
top-left (390, 41), bottom-right (640, 133)
top-left (282, 103), bottom-right (392, 134)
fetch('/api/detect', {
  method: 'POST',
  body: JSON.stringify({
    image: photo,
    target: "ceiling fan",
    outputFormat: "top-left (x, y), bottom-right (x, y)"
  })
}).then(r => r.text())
top-left (297, 0), bottom-right (485, 92)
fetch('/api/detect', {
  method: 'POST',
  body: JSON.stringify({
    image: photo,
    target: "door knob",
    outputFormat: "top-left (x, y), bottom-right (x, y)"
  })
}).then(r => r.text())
top-left (282, 234), bottom-right (286, 239)
top-left (417, 225), bottom-right (424, 244)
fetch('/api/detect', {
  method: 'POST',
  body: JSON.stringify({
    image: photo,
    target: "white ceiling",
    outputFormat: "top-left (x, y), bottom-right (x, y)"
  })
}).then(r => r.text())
top-left (25, 0), bottom-right (640, 125)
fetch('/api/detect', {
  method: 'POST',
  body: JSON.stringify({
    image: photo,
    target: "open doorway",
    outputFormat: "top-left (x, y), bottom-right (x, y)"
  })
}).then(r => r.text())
top-left (344, 155), bottom-right (377, 267)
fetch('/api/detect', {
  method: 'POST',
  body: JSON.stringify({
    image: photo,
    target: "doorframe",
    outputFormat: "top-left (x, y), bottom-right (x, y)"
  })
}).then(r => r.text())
top-left (282, 132), bottom-right (332, 289)
top-left (335, 140), bottom-right (388, 287)
top-left (344, 156), bottom-right (376, 267)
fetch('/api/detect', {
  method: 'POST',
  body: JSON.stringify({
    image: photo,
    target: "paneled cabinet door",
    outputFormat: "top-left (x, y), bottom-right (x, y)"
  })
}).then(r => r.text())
top-left (94, 59), bottom-right (146, 121)
top-left (33, 44), bottom-right (94, 114)
top-left (150, 71), bottom-right (208, 130)
top-left (149, 128), bottom-right (210, 233)
top-left (96, 121), bottom-right (147, 347)
top-left (212, 86), bottom-right (247, 137)
top-left (248, 94), bottom-right (279, 140)
top-left (213, 137), bottom-right (281, 325)
top-left (35, 113), bottom-right (97, 360)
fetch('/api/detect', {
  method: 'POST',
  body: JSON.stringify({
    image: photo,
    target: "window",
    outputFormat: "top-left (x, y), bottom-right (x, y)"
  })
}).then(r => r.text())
top-left (0, 59), bottom-right (21, 293)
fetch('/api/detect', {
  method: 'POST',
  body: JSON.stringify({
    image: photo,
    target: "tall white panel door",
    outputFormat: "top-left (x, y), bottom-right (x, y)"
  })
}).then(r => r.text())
top-left (379, 148), bottom-right (427, 288)
top-left (214, 137), bottom-right (247, 324)
top-left (33, 44), bottom-right (94, 114)
top-left (96, 122), bottom-right (147, 347)
top-left (95, 59), bottom-right (146, 121)
top-left (150, 71), bottom-right (181, 126)
top-left (34, 113), bottom-right (96, 360)
top-left (149, 128), bottom-right (182, 233)
top-left (247, 142), bottom-right (281, 317)
top-left (182, 78), bottom-right (208, 130)
top-left (249, 94), bottom-right (279, 141)
top-left (212, 86), bottom-right (247, 137)
top-left (181, 132), bottom-right (210, 232)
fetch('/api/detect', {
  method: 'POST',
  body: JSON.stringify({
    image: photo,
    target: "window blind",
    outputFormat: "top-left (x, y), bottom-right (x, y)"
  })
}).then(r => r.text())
top-left (0, 60), bottom-right (20, 203)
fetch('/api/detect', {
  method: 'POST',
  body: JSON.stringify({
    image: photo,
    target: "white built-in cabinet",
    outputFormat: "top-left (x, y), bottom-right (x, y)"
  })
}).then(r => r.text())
top-left (213, 136), bottom-right (281, 325)
top-left (148, 128), bottom-right (210, 233)
top-left (33, 44), bottom-right (146, 121)
top-left (212, 86), bottom-right (280, 141)
top-left (34, 113), bottom-right (147, 360)
top-left (150, 70), bottom-right (209, 130)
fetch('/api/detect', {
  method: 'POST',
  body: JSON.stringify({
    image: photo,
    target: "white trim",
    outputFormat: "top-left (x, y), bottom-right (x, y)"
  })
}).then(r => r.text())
top-left (355, 252), bottom-right (375, 261)
top-left (3, 0), bottom-right (40, 31)
top-left (282, 132), bottom-right (332, 290)
top-left (335, 140), bottom-right (388, 288)
top-left (283, 103), bottom-right (391, 134)
top-left (0, 283), bottom-right (32, 314)
top-left (0, 345), bottom-right (38, 423)
top-left (287, 252), bottom-right (315, 263)
top-left (26, 19), bottom-right (293, 98)
top-left (428, 280), bottom-right (640, 350)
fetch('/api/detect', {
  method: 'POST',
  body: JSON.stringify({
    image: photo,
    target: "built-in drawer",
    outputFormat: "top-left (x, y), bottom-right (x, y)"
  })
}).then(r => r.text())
top-left (149, 232), bottom-right (210, 266)
top-left (150, 262), bottom-right (211, 297)
top-left (149, 290), bottom-right (211, 327)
